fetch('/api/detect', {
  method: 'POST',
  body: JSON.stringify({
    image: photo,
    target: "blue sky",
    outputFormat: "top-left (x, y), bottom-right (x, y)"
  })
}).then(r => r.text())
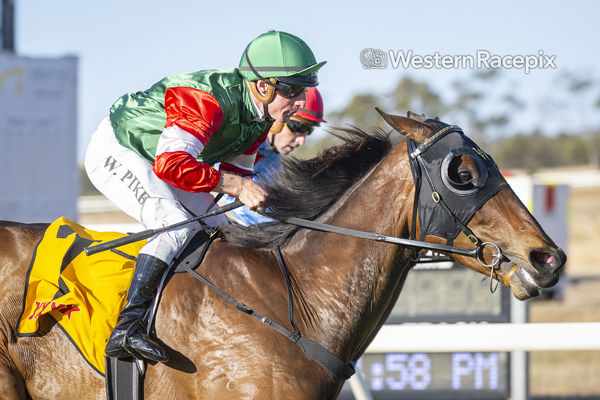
top-left (14, 0), bottom-right (600, 160)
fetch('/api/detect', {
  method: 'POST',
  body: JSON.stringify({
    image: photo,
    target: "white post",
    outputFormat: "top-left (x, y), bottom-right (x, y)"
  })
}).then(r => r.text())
top-left (510, 296), bottom-right (530, 400)
top-left (348, 370), bottom-right (374, 400)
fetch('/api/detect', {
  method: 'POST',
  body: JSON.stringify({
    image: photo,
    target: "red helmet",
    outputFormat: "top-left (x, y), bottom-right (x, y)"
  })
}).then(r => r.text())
top-left (292, 87), bottom-right (326, 125)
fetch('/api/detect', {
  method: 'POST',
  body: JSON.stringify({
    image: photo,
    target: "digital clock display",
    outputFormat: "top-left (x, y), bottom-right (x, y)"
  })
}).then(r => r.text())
top-left (339, 352), bottom-right (508, 399)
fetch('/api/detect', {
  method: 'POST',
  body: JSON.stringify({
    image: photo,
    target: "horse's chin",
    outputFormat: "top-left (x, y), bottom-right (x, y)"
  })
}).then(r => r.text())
top-left (505, 265), bottom-right (543, 300)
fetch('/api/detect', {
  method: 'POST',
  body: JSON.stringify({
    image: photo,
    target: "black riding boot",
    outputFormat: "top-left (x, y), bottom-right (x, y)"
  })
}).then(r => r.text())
top-left (105, 254), bottom-right (170, 362)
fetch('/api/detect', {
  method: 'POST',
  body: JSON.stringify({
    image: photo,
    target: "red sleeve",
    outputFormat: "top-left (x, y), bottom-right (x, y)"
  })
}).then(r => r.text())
top-left (154, 87), bottom-right (224, 192)
top-left (153, 151), bottom-right (221, 193)
top-left (164, 87), bottom-right (223, 145)
top-left (156, 88), bottom-right (269, 191)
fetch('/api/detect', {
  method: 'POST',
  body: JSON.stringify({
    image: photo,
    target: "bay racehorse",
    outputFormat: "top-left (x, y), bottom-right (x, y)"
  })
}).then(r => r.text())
top-left (0, 110), bottom-right (566, 399)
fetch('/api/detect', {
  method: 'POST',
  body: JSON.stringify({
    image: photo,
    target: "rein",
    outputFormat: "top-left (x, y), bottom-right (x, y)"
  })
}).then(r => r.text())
top-left (280, 216), bottom-right (502, 291)
top-left (282, 217), bottom-right (480, 258)
top-left (183, 210), bottom-right (501, 381)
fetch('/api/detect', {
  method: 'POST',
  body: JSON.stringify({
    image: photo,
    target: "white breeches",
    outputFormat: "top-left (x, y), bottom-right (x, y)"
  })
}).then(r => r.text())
top-left (84, 118), bottom-right (227, 264)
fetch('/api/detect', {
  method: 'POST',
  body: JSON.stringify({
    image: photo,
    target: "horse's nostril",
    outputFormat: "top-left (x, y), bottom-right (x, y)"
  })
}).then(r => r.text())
top-left (532, 251), bottom-right (554, 265)
top-left (530, 249), bottom-right (567, 273)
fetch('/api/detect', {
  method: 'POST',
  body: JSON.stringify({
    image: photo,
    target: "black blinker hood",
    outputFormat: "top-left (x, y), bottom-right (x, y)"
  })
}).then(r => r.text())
top-left (408, 125), bottom-right (509, 245)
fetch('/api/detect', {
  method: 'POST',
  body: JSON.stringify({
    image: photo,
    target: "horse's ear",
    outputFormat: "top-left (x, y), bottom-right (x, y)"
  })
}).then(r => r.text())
top-left (406, 110), bottom-right (428, 123)
top-left (375, 107), bottom-right (433, 142)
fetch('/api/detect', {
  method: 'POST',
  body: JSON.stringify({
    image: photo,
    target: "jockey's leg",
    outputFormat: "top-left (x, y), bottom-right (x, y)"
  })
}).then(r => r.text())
top-left (105, 253), bottom-right (169, 362)
top-left (85, 119), bottom-right (227, 362)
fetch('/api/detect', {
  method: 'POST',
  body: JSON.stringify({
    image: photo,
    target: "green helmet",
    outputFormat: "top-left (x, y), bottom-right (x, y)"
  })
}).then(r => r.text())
top-left (239, 30), bottom-right (326, 87)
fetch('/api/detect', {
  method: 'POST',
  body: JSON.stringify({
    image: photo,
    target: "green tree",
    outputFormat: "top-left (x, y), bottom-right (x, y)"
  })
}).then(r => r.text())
top-left (555, 71), bottom-right (599, 168)
top-left (448, 70), bottom-right (526, 147)
top-left (327, 93), bottom-right (384, 129)
top-left (388, 76), bottom-right (447, 118)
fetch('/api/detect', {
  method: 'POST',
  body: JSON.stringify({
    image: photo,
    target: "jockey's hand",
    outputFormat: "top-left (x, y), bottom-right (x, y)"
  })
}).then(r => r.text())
top-left (214, 172), bottom-right (267, 211)
top-left (238, 179), bottom-right (267, 211)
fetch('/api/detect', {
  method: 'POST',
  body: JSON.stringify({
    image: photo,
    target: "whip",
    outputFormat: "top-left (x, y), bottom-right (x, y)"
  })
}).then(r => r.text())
top-left (84, 199), bottom-right (243, 256)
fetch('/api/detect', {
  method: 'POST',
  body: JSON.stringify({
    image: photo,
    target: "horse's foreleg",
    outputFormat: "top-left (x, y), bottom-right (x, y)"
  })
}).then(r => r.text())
top-left (0, 360), bottom-right (27, 400)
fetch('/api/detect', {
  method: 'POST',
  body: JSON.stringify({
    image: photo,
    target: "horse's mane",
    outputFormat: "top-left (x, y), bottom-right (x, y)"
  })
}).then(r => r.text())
top-left (220, 127), bottom-right (393, 248)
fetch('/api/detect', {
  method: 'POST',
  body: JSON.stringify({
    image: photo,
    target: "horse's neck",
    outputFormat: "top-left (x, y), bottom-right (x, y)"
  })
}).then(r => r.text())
top-left (285, 145), bottom-right (415, 358)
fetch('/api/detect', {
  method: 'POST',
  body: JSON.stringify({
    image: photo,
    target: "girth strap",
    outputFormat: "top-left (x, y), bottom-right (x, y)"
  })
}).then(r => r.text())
top-left (181, 262), bottom-right (356, 381)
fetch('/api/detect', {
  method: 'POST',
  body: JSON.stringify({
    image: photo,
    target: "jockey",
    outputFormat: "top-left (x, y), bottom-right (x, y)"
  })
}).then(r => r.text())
top-left (84, 30), bottom-right (325, 363)
top-left (221, 87), bottom-right (327, 226)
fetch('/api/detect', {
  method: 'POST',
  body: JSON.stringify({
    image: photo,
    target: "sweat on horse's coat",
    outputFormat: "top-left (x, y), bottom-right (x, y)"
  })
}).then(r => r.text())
top-left (0, 110), bottom-right (565, 399)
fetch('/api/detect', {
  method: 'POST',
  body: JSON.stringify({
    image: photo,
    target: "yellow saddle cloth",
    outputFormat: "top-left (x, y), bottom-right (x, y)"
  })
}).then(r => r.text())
top-left (17, 217), bottom-right (146, 375)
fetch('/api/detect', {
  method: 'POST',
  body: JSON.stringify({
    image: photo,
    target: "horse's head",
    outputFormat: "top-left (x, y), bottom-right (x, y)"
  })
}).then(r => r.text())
top-left (377, 108), bottom-right (567, 300)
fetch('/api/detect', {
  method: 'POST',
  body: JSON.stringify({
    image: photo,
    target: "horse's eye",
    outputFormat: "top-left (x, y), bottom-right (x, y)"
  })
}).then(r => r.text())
top-left (458, 170), bottom-right (472, 182)
top-left (441, 153), bottom-right (487, 195)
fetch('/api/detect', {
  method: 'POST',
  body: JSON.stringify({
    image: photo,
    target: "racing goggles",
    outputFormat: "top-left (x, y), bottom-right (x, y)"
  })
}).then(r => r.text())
top-left (286, 119), bottom-right (314, 135)
top-left (274, 81), bottom-right (308, 99)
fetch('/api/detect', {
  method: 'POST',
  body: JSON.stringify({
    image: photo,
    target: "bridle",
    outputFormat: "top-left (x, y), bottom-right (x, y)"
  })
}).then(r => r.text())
top-left (405, 123), bottom-right (509, 290)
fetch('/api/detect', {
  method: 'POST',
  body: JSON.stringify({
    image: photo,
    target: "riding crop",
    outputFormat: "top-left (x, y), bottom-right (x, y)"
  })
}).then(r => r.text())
top-left (84, 199), bottom-right (243, 256)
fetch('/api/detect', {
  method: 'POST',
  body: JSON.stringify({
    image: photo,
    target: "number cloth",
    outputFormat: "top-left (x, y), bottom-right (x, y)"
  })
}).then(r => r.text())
top-left (17, 217), bottom-right (146, 375)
